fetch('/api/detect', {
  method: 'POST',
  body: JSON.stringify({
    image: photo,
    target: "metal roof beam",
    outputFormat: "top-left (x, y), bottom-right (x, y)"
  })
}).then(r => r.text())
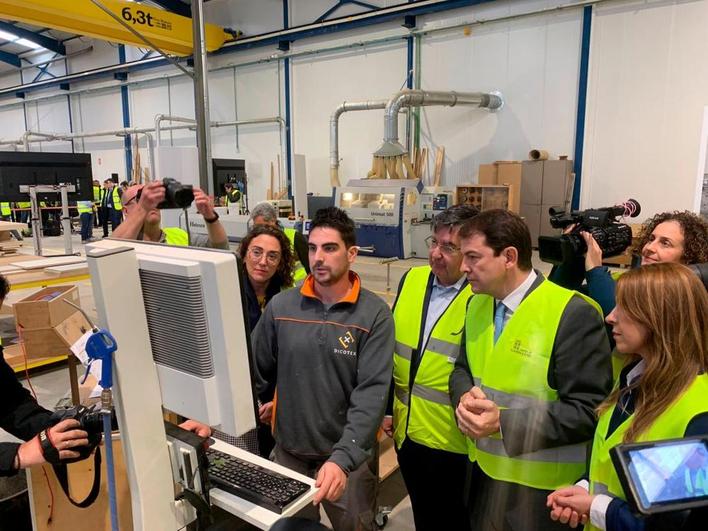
top-left (0, 48), bottom-right (20, 67)
top-left (149, 0), bottom-right (191, 18)
top-left (0, 20), bottom-right (65, 55)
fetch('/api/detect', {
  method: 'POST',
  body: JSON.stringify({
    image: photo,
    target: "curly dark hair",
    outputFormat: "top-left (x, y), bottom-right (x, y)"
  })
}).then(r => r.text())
top-left (633, 211), bottom-right (708, 264)
top-left (238, 225), bottom-right (295, 287)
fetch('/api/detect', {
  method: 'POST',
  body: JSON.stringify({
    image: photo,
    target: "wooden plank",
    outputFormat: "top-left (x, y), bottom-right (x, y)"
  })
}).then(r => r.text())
top-left (403, 154), bottom-right (417, 180)
top-left (420, 148), bottom-right (428, 184)
top-left (433, 146), bottom-right (445, 187)
top-left (45, 263), bottom-right (90, 275)
top-left (0, 220), bottom-right (27, 231)
top-left (10, 256), bottom-right (86, 270)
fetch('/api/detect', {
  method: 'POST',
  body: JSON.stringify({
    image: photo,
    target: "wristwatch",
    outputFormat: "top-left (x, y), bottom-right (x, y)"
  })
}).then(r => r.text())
top-left (204, 212), bottom-right (220, 224)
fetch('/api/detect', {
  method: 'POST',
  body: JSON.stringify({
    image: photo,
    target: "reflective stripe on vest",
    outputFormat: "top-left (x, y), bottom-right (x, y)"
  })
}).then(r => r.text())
top-left (77, 201), bottom-right (93, 214)
top-left (585, 374), bottom-right (708, 531)
top-left (465, 279), bottom-right (603, 490)
top-left (0, 202), bottom-right (10, 216)
top-left (392, 265), bottom-right (471, 454)
top-left (284, 227), bottom-right (307, 284)
top-left (162, 227), bottom-right (189, 246)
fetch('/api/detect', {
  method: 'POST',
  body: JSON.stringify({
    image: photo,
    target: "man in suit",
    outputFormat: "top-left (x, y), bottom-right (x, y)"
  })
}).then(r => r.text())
top-left (449, 209), bottom-right (612, 531)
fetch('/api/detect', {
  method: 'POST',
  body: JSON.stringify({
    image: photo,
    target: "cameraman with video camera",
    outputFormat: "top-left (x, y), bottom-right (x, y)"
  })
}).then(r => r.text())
top-left (549, 210), bottom-right (708, 317)
top-left (0, 274), bottom-right (91, 478)
top-left (113, 180), bottom-right (229, 249)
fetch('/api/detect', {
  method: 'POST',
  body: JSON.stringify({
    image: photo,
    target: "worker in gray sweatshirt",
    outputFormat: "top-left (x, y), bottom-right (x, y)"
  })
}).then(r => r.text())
top-left (253, 206), bottom-right (394, 531)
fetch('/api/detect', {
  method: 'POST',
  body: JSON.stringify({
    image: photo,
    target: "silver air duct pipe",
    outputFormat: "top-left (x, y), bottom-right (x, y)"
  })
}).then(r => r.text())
top-left (330, 100), bottom-right (388, 187)
top-left (374, 89), bottom-right (504, 157)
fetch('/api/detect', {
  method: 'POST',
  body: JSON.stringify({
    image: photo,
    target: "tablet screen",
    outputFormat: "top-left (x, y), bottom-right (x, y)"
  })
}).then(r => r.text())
top-left (627, 439), bottom-right (708, 510)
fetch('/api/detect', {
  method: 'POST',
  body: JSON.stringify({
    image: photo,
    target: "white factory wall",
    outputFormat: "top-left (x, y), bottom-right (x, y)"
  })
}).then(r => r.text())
top-left (581, 0), bottom-right (708, 219)
top-left (0, 0), bottom-right (704, 216)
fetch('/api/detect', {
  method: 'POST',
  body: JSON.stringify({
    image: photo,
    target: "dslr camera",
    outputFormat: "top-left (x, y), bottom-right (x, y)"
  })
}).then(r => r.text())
top-left (48, 405), bottom-right (118, 461)
top-left (158, 177), bottom-right (194, 209)
top-left (538, 199), bottom-right (641, 265)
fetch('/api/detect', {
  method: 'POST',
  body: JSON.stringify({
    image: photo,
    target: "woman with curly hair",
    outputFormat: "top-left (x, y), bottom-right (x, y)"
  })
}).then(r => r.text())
top-left (550, 210), bottom-right (708, 317)
top-left (238, 224), bottom-right (296, 330)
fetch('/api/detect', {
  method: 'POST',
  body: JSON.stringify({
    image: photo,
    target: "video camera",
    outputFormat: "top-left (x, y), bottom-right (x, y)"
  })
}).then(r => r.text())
top-left (538, 199), bottom-right (641, 265)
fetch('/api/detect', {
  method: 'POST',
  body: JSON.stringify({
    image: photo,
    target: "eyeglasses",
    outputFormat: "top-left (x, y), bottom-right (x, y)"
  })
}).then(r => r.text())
top-left (424, 235), bottom-right (460, 256)
top-left (247, 246), bottom-right (281, 265)
top-left (123, 188), bottom-right (142, 207)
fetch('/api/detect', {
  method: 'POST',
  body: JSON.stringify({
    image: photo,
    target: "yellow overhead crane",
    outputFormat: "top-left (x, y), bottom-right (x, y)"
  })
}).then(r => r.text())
top-left (0, 0), bottom-right (231, 56)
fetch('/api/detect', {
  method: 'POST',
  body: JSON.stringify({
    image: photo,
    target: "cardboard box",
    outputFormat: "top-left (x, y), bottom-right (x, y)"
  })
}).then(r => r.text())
top-left (19, 311), bottom-right (92, 359)
top-left (477, 162), bottom-right (521, 213)
top-left (13, 285), bottom-right (81, 330)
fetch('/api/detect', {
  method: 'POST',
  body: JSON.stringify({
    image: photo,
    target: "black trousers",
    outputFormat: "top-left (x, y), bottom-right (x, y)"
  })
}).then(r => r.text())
top-left (397, 438), bottom-right (470, 531)
top-left (468, 464), bottom-right (570, 531)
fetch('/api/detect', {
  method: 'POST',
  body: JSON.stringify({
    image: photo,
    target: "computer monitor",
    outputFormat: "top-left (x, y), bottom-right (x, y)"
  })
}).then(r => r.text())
top-left (0, 151), bottom-right (93, 201)
top-left (86, 238), bottom-right (257, 438)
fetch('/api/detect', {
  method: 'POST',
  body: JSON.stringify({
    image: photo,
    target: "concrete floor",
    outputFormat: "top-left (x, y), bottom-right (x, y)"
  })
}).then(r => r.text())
top-left (1, 231), bottom-right (554, 530)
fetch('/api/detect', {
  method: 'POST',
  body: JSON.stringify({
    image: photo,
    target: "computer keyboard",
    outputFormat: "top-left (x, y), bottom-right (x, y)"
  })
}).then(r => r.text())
top-left (206, 448), bottom-right (311, 514)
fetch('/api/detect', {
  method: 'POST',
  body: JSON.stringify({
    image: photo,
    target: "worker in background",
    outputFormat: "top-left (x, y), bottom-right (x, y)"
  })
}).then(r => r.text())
top-left (547, 263), bottom-right (708, 530)
top-left (249, 201), bottom-right (309, 283)
top-left (113, 181), bottom-right (228, 249)
top-left (223, 182), bottom-right (242, 212)
top-left (383, 205), bottom-right (479, 531)
top-left (256, 207), bottom-right (393, 530)
top-left (103, 179), bottom-right (122, 235)
top-left (16, 200), bottom-right (30, 224)
top-left (77, 199), bottom-right (95, 244)
top-left (0, 201), bottom-right (11, 221)
top-left (449, 209), bottom-right (612, 530)
top-left (92, 179), bottom-right (102, 228)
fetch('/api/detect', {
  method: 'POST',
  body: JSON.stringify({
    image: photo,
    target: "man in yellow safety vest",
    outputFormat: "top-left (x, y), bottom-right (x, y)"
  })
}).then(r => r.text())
top-left (450, 209), bottom-right (612, 530)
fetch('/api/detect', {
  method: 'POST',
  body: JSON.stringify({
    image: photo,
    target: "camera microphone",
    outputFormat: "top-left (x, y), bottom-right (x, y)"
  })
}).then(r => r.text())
top-left (610, 198), bottom-right (641, 219)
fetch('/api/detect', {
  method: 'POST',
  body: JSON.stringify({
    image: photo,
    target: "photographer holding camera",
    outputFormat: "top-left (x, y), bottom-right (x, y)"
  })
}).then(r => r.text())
top-left (0, 274), bottom-right (91, 477)
top-left (113, 180), bottom-right (228, 249)
top-left (549, 210), bottom-right (708, 317)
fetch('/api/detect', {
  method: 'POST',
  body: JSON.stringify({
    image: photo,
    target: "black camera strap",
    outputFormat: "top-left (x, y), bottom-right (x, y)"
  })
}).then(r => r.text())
top-left (51, 446), bottom-right (102, 508)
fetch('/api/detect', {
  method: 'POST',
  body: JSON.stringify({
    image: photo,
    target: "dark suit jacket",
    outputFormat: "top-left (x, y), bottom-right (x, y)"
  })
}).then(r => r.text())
top-left (449, 272), bottom-right (613, 530)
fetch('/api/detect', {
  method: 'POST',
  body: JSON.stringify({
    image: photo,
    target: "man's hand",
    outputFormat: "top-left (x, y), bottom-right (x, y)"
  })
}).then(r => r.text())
top-left (17, 419), bottom-right (89, 468)
top-left (456, 386), bottom-right (500, 439)
top-left (547, 486), bottom-right (592, 528)
top-left (580, 231), bottom-right (603, 271)
top-left (258, 402), bottom-right (273, 425)
top-left (313, 461), bottom-right (347, 504)
top-left (138, 181), bottom-right (166, 212)
top-left (179, 420), bottom-right (212, 438)
top-left (193, 187), bottom-right (216, 218)
top-left (381, 416), bottom-right (393, 438)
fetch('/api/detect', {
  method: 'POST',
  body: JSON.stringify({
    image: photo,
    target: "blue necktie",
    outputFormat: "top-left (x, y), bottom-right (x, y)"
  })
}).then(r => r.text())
top-left (494, 302), bottom-right (507, 344)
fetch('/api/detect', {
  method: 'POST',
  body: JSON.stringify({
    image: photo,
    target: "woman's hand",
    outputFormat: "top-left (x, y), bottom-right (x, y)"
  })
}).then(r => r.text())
top-left (547, 485), bottom-right (592, 528)
top-left (581, 231), bottom-right (604, 271)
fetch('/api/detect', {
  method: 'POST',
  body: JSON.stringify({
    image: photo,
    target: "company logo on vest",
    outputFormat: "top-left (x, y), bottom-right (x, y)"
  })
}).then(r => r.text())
top-left (510, 339), bottom-right (532, 358)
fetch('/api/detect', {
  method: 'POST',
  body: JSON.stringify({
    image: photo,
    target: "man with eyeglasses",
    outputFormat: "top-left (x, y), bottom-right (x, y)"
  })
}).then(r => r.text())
top-left (383, 204), bottom-right (479, 531)
top-left (112, 181), bottom-right (228, 249)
